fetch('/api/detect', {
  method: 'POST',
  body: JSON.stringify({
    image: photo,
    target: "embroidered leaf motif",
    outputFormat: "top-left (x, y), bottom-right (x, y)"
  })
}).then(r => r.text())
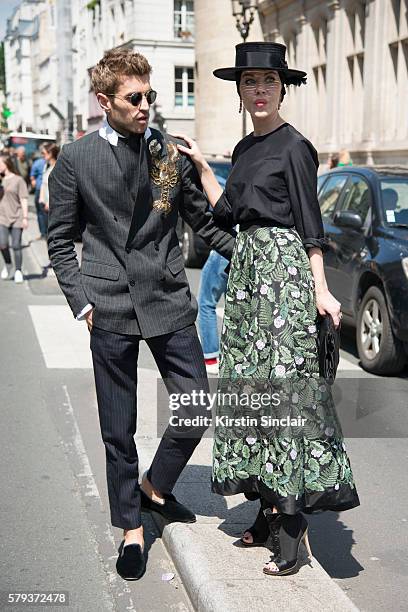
top-left (212, 227), bottom-right (356, 505)
top-left (283, 460), bottom-right (293, 476)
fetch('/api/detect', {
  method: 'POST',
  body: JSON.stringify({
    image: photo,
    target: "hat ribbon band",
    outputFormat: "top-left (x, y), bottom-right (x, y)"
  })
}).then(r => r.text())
top-left (243, 51), bottom-right (288, 70)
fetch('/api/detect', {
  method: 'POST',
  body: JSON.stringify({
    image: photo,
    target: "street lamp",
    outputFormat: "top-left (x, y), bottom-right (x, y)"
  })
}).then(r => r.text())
top-left (231, 0), bottom-right (258, 41)
top-left (231, 0), bottom-right (259, 136)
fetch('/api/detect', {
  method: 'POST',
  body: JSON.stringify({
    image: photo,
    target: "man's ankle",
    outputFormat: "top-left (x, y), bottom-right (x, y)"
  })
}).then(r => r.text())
top-left (123, 526), bottom-right (144, 546)
top-left (141, 474), bottom-right (164, 504)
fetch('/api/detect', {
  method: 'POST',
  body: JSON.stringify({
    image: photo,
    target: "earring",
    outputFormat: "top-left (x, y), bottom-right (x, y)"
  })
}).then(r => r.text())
top-left (239, 98), bottom-right (243, 114)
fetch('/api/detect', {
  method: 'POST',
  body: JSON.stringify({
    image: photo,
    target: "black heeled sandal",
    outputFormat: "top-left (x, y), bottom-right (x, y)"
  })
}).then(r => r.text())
top-left (240, 506), bottom-right (270, 547)
top-left (263, 511), bottom-right (312, 576)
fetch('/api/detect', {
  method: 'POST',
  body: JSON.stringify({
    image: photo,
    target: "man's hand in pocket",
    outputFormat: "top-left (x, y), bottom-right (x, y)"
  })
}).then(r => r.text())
top-left (85, 308), bottom-right (94, 332)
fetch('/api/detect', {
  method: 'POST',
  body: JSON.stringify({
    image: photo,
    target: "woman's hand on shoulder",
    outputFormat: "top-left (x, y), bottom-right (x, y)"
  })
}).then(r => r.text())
top-left (315, 288), bottom-right (342, 328)
top-left (170, 133), bottom-right (206, 169)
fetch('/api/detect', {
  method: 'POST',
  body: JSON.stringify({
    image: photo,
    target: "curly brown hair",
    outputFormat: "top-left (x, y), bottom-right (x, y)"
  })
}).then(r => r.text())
top-left (91, 48), bottom-right (152, 95)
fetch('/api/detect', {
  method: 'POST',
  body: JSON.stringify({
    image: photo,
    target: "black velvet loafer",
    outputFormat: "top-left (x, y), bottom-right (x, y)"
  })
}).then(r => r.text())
top-left (140, 489), bottom-right (196, 523)
top-left (116, 540), bottom-right (146, 580)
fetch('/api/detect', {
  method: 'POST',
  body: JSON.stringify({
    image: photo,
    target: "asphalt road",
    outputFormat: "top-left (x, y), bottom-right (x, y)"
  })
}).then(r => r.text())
top-left (0, 246), bottom-right (193, 611)
top-left (0, 230), bottom-right (407, 612)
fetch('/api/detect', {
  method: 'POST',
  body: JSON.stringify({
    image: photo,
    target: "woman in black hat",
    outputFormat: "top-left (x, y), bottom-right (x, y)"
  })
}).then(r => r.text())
top-left (175, 42), bottom-right (360, 576)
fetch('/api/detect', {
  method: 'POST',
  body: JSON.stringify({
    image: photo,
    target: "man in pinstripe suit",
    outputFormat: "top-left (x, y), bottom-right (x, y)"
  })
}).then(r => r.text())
top-left (48, 49), bottom-right (234, 580)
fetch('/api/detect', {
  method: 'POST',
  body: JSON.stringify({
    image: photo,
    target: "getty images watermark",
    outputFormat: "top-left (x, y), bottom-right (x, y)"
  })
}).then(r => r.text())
top-left (167, 389), bottom-right (307, 429)
top-left (156, 375), bottom-right (408, 439)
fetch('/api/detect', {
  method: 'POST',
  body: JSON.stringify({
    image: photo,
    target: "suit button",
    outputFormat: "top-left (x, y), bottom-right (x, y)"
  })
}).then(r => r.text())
top-left (125, 247), bottom-right (131, 254)
top-left (154, 244), bottom-right (159, 251)
top-left (129, 279), bottom-right (135, 286)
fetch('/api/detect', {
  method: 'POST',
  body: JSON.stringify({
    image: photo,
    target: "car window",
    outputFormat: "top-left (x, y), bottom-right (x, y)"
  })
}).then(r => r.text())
top-left (317, 175), bottom-right (327, 195)
top-left (380, 178), bottom-right (408, 225)
top-left (338, 176), bottom-right (371, 223)
top-left (208, 162), bottom-right (231, 181)
top-left (318, 174), bottom-right (348, 220)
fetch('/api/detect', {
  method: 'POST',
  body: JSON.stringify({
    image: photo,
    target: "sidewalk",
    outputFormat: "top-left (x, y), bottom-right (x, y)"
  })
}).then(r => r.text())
top-left (136, 367), bottom-right (359, 612)
top-left (23, 211), bottom-right (359, 612)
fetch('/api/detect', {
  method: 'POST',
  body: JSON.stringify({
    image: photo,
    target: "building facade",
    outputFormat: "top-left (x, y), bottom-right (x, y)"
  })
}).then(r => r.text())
top-left (4, 0), bottom-right (46, 132)
top-left (4, 0), bottom-right (196, 140)
top-left (195, 0), bottom-right (408, 165)
top-left (4, 0), bottom-right (73, 138)
top-left (71, 0), bottom-right (196, 136)
top-left (195, 0), bottom-right (263, 157)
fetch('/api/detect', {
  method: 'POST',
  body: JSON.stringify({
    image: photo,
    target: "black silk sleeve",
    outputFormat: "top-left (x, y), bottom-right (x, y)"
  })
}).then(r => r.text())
top-left (285, 140), bottom-right (329, 253)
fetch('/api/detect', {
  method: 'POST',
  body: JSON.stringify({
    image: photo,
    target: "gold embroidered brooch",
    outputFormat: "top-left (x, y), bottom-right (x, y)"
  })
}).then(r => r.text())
top-left (150, 142), bottom-right (180, 215)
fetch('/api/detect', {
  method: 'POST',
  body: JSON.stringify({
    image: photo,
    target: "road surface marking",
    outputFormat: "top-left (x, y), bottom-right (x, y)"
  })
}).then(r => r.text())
top-left (29, 305), bottom-right (92, 369)
top-left (61, 384), bottom-right (136, 611)
top-left (30, 304), bottom-right (363, 372)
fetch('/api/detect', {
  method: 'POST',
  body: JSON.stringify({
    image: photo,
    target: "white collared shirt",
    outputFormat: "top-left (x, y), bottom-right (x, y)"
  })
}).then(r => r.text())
top-left (98, 119), bottom-right (151, 146)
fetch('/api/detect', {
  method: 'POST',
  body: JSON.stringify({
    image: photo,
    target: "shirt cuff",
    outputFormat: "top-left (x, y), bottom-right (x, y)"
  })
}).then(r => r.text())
top-left (76, 303), bottom-right (93, 320)
top-left (303, 237), bottom-right (330, 253)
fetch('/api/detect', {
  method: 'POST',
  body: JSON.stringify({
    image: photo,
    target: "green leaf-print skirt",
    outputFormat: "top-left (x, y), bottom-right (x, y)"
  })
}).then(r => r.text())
top-left (211, 227), bottom-right (360, 514)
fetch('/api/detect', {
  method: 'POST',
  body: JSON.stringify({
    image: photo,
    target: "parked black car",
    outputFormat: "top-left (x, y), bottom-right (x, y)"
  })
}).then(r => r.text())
top-left (317, 165), bottom-right (408, 375)
top-left (178, 160), bottom-right (231, 267)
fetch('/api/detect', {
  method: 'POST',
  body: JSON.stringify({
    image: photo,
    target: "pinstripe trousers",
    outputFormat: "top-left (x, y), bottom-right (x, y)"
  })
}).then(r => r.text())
top-left (90, 323), bottom-right (209, 529)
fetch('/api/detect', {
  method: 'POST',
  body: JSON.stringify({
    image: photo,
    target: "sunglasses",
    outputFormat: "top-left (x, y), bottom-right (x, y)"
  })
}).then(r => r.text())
top-left (106, 89), bottom-right (157, 107)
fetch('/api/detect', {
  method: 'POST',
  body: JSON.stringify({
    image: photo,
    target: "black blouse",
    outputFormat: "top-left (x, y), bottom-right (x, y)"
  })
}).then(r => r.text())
top-left (213, 123), bottom-right (328, 252)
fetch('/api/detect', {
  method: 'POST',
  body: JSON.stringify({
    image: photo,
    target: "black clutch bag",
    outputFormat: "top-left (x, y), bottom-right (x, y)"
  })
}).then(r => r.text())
top-left (317, 314), bottom-right (341, 384)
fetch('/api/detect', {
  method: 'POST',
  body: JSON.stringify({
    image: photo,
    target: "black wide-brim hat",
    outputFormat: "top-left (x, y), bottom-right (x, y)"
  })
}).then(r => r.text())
top-left (213, 42), bottom-right (307, 86)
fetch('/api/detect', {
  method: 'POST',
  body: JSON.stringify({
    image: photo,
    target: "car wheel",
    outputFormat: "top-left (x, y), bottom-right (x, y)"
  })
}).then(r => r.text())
top-left (356, 286), bottom-right (406, 375)
top-left (181, 224), bottom-right (203, 268)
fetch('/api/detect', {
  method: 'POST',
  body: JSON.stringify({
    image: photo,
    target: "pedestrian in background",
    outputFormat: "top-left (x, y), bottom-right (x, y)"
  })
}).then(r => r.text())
top-left (198, 249), bottom-right (229, 374)
top-left (0, 155), bottom-right (29, 283)
top-left (13, 146), bottom-right (31, 185)
top-left (30, 145), bottom-right (47, 239)
top-left (328, 153), bottom-right (339, 169)
top-left (338, 148), bottom-right (353, 166)
top-left (39, 143), bottom-right (60, 218)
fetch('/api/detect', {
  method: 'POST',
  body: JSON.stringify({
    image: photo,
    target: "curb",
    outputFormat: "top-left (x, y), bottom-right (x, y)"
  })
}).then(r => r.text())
top-left (140, 467), bottom-right (359, 612)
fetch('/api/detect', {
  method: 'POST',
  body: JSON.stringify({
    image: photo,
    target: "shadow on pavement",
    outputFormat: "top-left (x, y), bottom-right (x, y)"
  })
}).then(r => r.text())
top-left (174, 464), bottom-right (363, 580)
top-left (308, 511), bottom-right (364, 579)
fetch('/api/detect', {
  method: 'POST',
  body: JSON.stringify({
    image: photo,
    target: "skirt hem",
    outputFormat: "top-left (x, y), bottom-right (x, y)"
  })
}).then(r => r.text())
top-left (211, 476), bottom-right (360, 514)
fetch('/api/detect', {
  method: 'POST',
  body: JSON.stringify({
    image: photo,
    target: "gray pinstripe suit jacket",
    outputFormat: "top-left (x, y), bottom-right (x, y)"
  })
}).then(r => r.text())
top-left (47, 128), bottom-right (235, 337)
